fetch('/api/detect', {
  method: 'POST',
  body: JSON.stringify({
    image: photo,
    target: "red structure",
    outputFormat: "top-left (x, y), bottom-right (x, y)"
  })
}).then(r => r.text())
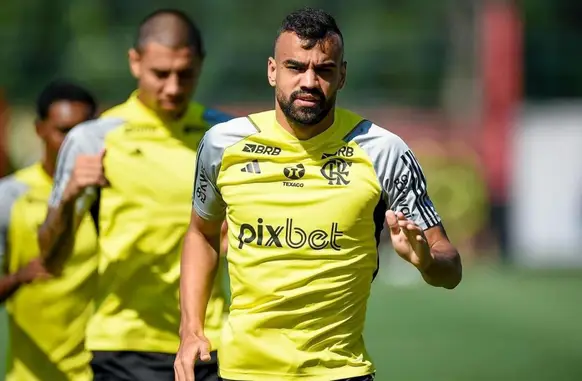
top-left (0, 90), bottom-right (9, 178)
top-left (481, 0), bottom-right (523, 205)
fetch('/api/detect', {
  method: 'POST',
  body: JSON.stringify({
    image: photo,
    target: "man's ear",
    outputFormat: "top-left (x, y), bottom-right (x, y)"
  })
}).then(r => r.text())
top-left (338, 61), bottom-right (347, 90)
top-left (128, 48), bottom-right (142, 79)
top-left (35, 119), bottom-right (45, 138)
top-left (267, 57), bottom-right (277, 88)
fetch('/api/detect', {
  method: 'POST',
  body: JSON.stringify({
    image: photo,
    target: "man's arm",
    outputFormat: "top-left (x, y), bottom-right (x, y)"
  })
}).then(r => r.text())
top-left (38, 125), bottom-right (107, 274)
top-left (179, 212), bottom-right (222, 338)
top-left (179, 128), bottom-right (227, 340)
top-left (0, 179), bottom-right (24, 300)
top-left (39, 187), bottom-right (92, 274)
top-left (420, 224), bottom-right (462, 289)
top-left (385, 138), bottom-right (462, 289)
top-left (176, 126), bottom-right (228, 380)
top-left (0, 258), bottom-right (51, 303)
top-left (0, 177), bottom-right (52, 301)
top-left (0, 272), bottom-right (23, 302)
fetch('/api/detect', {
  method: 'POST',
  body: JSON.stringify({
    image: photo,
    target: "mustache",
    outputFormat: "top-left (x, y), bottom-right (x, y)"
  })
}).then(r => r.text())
top-left (290, 90), bottom-right (325, 102)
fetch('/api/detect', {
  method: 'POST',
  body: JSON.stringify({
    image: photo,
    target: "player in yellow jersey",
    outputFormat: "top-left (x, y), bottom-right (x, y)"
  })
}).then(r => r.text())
top-left (175, 7), bottom-right (463, 381)
top-left (0, 80), bottom-right (98, 381)
top-left (39, 9), bottom-right (231, 381)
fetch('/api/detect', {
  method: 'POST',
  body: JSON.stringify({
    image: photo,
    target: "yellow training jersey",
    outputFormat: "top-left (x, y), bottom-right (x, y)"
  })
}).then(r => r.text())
top-left (192, 109), bottom-right (441, 380)
top-left (48, 92), bottom-right (232, 354)
top-left (0, 163), bottom-right (98, 381)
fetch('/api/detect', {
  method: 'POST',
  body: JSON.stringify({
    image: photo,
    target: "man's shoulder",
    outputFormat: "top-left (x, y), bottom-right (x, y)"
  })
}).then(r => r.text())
top-left (70, 116), bottom-right (125, 140)
top-left (63, 116), bottom-right (125, 153)
top-left (343, 117), bottom-right (408, 152)
top-left (203, 115), bottom-right (260, 149)
top-left (0, 174), bottom-right (29, 213)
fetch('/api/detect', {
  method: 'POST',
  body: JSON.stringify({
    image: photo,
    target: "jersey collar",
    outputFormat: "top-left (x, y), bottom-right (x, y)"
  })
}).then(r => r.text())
top-left (270, 109), bottom-right (348, 149)
top-left (122, 91), bottom-right (202, 133)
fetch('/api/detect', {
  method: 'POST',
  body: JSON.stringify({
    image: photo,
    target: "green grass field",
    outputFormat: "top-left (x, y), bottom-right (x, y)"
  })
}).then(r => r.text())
top-left (365, 263), bottom-right (582, 381)
top-left (0, 263), bottom-right (580, 381)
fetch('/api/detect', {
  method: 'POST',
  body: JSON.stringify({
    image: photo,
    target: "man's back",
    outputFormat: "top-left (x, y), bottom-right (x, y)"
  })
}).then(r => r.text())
top-left (1, 164), bottom-right (97, 381)
top-left (50, 93), bottom-right (230, 354)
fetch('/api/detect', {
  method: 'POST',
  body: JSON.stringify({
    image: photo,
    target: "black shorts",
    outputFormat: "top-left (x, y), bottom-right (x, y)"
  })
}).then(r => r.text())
top-left (221, 374), bottom-right (375, 381)
top-left (91, 350), bottom-right (218, 381)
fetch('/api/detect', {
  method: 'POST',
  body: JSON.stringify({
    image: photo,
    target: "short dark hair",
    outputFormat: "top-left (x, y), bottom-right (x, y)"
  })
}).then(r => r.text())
top-left (135, 9), bottom-right (205, 58)
top-left (36, 80), bottom-right (97, 120)
top-left (276, 7), bottom-right (343, 49)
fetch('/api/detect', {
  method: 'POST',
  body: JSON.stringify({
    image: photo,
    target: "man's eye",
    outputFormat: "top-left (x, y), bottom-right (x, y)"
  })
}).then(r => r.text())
top-left (153, 70), bottom-right (170, 79)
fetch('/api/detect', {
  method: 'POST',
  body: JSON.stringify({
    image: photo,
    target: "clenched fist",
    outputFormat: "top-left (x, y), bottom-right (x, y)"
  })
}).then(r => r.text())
top-left (64, 150), bottom-right (108, 200)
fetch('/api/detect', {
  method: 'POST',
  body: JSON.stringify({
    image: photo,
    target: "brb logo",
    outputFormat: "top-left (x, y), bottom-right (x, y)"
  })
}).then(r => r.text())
top-left (243, 144), bottom-right (281, 156)
top-left (238, 218), bottom-right (343, 251)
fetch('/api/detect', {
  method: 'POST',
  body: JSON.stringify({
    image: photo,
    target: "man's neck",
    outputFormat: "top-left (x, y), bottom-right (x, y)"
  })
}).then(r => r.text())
top-left (275, 106), bottom-right (335, 141)
top-left (136, 94), bottom-right (186, 122)
top-left (42, 157), bottom-right (56, 179)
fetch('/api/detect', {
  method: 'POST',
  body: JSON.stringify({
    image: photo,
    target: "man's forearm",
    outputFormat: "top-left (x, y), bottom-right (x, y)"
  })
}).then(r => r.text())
top-left (421, 241), bottom-right (462, 289)
top-left (179, 228), bottom-right (220, 337)
top-left (38, 196), bottom-right (79, 274)
top-left (0, 273), bottom-right (24, 303)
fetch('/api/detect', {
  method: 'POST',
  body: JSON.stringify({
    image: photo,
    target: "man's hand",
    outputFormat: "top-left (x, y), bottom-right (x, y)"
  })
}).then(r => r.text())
top-left (15, 258), bottom-right (52, 284)
top-left (174, 332), bottom-right (212, 381)
top-left (63, 150), bottom-right (108, 201)
top-left (386, 210), bottom-right (434, 271)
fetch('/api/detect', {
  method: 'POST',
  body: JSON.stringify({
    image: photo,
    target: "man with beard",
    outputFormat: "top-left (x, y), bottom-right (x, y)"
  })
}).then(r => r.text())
top-left (175, 7), bottom-right (462, 381)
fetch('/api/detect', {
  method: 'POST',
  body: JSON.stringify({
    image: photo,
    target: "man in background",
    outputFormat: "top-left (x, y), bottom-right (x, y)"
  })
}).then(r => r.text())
top-left (39, 9), bottom-right (231, 381)
top-left (0, 80), bottom-right (98, 381)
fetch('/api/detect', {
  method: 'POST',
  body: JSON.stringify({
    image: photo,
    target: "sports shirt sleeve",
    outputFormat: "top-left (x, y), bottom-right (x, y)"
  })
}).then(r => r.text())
top-left (349, 121), bottom-right (441, 231)
top-left (0, 177), bottom-right (28, 273)
top-left (48, 118), bottom-right (115, 214)
top-left (385, 137), bottom-right (441, 230)
top-left (192, 132), bottom-right (227, 221)
top-left (192, 117), bottom-right (259, 221)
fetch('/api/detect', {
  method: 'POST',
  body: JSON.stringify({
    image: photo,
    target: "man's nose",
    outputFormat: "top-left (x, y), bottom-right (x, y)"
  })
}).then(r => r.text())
top-left (300, 69), bottom-right (318, 89)
top-left (164, 73), bottom-right (180, 95)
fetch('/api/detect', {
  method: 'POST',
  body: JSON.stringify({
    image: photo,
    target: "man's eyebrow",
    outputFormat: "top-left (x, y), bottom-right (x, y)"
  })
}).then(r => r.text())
top-left (315, 62), bottom-right (337, 69)
top-left (283, 59), bottom-right (307, 67)
top-left (282, 59), bottom-right (337, 69)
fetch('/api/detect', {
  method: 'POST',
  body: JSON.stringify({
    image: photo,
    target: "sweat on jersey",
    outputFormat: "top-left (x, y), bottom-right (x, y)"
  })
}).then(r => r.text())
top-left (0, 163), bottom-right (98, 381)
top-left (192, 109), bottom-right (441, 381)
top-left (48, 92), bottom-right (232, 354)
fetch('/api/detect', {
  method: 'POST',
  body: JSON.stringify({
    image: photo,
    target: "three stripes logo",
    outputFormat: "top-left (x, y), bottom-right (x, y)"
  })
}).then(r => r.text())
top-left (241, 159), bottom-right (261, 174)
top-left (398, 150), bottom-right (439, 228)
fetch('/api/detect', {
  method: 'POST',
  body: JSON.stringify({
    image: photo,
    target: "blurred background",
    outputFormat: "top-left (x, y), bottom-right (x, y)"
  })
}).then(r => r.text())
top-left (1, 0), bottom-right (581, 380)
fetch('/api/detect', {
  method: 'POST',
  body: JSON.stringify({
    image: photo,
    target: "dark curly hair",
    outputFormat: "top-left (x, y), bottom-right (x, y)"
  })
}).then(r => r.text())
top-left (36, 80), bottom-right (97, 120)
top-left (276, 7), bottom-right (343, 50)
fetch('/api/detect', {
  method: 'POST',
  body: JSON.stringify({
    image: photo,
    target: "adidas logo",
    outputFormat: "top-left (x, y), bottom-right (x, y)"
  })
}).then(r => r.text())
top-left (241, 159), bottom-right (261, 174)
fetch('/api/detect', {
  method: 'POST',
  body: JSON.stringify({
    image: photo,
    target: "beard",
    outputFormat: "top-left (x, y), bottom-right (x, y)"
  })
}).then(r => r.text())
top-left (276, 88), bottom-right (335, 126)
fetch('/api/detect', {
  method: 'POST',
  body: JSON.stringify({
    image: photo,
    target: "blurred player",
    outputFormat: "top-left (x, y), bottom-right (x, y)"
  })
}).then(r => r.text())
top-left (176, 7), bottom-right (463, 381)
top-left (39, 9), bottom-right (231, 381)
top-left (0, 80), bottom-right (98, 381)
